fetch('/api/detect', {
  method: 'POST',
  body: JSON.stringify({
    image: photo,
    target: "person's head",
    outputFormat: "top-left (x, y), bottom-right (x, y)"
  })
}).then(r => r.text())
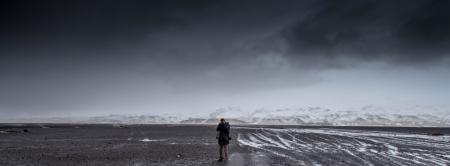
top-left (220, 118), bottom-right (225, 123)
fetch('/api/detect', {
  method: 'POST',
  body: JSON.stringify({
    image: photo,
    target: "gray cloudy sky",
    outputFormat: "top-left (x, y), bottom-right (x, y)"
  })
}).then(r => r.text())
top-left (1, 0), bottom-right (450, 118)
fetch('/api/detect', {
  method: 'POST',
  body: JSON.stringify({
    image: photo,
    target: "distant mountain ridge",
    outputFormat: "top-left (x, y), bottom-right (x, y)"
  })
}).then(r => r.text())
top-left (2, 106), bottom-right (449, 127)
top-left (206, 106), bottom-right (450, 127)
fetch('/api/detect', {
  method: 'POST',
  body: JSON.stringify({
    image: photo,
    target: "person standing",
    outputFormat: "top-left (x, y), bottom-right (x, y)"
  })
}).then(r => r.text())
top-left (216, 118), bottom-right (230, 162)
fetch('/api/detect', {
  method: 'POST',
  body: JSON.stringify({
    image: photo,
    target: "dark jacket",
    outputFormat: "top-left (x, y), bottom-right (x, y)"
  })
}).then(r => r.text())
top-left (216, 122), bottom-right (230, 145)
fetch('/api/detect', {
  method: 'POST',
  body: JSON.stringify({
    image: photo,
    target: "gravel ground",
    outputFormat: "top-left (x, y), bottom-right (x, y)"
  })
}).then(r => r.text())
top-left (0, 124), bottom-right (449, 166)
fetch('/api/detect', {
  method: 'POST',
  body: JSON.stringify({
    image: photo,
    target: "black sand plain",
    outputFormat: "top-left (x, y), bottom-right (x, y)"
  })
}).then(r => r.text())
top-left (0, 124), bottom-right (449, 166)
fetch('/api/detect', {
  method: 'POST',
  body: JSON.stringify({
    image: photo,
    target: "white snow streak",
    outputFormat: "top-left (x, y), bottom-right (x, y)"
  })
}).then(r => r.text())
top-left (237, 127), bottom-right (450, 166)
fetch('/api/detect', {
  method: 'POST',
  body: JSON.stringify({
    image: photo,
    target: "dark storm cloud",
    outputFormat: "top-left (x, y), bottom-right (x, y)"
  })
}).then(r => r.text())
top-left (2, 0), bottom-right (450, 71)
top-left (1, 0), bottom-right (450, 116)
top-left (0, 0), bottom-right (307, 80)
top-left (0, 0), bottom-right (220, 85)
top-left (0, 0), bottom-right (312, 115)
top-left (283, 0), bottom-right (450, 67)
top-left (0, 0), bottom-right (208, 40)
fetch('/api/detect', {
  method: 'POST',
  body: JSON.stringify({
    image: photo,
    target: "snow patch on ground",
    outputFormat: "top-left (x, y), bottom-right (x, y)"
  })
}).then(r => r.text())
top-left (237, 127), bottom-right (450, 166)
top-left (139, 138), bottom-right (167, 142)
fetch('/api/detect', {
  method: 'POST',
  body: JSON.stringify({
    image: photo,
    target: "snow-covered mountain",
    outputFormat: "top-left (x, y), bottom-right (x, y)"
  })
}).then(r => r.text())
top-left (1, 114), bottom-right (181, 124)
top-left (82, 114), bottom-right (180, 124)
top-left (205, 106), bottom-right (450, 127)
top-left (2, 106), bottom-right (449, 127)
top-left (179, 118), bottom-right (247, 124)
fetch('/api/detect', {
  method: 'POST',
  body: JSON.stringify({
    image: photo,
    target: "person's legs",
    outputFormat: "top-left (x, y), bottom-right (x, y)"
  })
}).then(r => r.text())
top-left (223, 145), bottom-right (228, 159)
top-left (218, 145), bottom-right (224, 161)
